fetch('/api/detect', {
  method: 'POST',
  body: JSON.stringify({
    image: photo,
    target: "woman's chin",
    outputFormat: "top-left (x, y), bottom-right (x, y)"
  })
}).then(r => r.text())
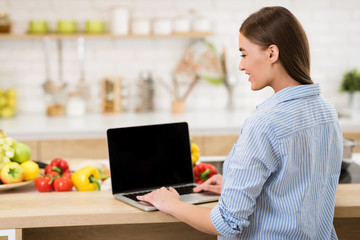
top-left (250, 84), bottom-right (264, 91)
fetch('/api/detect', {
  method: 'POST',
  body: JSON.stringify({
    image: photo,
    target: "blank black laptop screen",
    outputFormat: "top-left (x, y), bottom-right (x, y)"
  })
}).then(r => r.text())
top-left (107, 122), bottom-right (194, 194)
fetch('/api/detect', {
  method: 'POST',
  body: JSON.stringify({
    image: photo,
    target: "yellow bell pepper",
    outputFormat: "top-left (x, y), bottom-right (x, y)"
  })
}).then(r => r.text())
top-left (191, 142), bottom-right (200, 165)
top-left (71, 165), bottom-right (100, 191)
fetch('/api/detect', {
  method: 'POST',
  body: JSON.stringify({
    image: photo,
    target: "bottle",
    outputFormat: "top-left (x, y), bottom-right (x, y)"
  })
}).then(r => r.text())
top-left (0, 13), bottom-right (11, 33)
top-left (135, 71), bottom-right (154, 112)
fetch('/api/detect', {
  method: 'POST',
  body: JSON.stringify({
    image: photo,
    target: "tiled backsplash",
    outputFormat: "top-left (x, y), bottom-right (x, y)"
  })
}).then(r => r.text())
top-left (0, 0), bottom-right (359, 115)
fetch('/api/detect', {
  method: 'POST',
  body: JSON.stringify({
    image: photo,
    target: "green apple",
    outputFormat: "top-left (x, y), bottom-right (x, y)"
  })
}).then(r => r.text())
top-left (11, 141), bottom-right (31, 164)
top-left (0, 162), bottom-right (24, 184)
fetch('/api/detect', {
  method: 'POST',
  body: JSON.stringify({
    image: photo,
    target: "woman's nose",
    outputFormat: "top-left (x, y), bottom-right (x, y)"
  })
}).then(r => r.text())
top-left (239, 60), bottom-right (245, 71)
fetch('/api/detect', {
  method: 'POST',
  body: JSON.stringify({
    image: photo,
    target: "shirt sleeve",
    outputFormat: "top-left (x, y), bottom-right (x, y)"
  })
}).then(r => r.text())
top-left (211, 116), bottom-right (279, 238)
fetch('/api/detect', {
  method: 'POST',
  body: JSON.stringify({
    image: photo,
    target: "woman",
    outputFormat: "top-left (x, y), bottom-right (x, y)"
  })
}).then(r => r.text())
top-left (138, 6), bottom-right (343, 239)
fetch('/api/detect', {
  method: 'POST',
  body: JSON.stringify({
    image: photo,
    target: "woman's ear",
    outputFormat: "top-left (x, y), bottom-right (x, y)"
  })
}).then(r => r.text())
top-left (268, 45), bottom-right (279, 63)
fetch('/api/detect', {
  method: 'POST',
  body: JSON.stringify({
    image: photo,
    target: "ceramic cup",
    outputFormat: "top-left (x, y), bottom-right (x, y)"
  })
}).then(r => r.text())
top-left (28, 20), bottom-right (48, 34)
top-left (85, 20), bottom-right (105, 33)
top-left (57, 20), bottom-right (77, 33)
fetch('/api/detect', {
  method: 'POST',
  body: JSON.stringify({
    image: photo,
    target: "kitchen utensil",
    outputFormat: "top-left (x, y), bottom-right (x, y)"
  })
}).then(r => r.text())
top-left (42, 38), bottom-right (67, 116)
top-left (342, 138), bottom-right (356, 170)
top-left (42, 37), bottom-right (51, 83)
top-left (76, 37), bottom-right (89, 112)
top-left (221, 47), bottom-right (239, 111)
top-left (174, 40), bottom-right (224, 85)
top-left (159, 74), bottom-right (200, 114)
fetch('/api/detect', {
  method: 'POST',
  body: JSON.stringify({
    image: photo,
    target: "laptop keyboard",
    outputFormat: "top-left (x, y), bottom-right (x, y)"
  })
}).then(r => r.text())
top-left (124, 185), bottom-right (197, 202)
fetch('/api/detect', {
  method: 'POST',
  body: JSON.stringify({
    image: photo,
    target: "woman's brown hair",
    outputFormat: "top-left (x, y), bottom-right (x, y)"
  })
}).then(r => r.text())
top-left (240, 6), bottom-right (313, 84)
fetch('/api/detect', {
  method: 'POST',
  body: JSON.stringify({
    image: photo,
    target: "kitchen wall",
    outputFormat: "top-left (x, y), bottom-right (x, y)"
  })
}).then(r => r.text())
top-left (0, 0), bottom-right (359, 115)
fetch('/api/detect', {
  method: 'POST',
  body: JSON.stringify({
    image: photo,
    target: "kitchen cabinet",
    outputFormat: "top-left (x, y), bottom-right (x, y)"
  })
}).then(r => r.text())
top-left (38, 138), bottom-right (108, 160)
top-left (23, 136), bottom-right (235, 162)
top-left (21, 132), bottom-right (360, 162)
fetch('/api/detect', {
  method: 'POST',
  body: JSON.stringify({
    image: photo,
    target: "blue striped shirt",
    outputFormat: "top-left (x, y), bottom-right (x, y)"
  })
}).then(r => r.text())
top-left (211, 84), bottom-right (343, 239)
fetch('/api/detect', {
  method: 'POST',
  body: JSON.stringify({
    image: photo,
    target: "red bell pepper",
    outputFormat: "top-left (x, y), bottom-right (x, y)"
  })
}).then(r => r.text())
top-left (45, 158), bottom-right (70, 175)
top-left (193, 163), bottom-right (218, 184)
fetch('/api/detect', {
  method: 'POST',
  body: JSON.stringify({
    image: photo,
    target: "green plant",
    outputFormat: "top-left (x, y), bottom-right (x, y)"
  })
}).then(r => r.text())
top-left (340, 69), bottom-right (360, 92)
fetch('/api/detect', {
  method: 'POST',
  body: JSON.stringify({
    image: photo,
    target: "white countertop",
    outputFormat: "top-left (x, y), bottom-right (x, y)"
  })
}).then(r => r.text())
top-left (0, 111), bottom-right (359, 140)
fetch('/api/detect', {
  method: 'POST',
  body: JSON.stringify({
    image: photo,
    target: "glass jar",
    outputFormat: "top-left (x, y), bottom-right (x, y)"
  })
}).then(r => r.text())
top-left (43, 82), bottom-right (67, 117)
top-left (0, 87), bottom-right (17, 118)
top-left (135, 71), bottom-right (154, 113)
top-left (66, 91), bottom-right (86, 117)
top-left (0, 71), bottom-right (17, 118)
top-left (0, 13), bottom-right (11, 33)
top-left (101, 77), bottom-right (123, 113)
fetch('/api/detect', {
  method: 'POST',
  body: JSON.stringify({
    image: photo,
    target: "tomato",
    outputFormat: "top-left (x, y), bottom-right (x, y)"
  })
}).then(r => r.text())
top-left (35, 176), bottom-right (54, 192)
top-left (54, 176), bottom-right (73, 192)
top-left (62, 170), bottom-right (72, 179)
top-left (47, 171), bottom-right (59, 178)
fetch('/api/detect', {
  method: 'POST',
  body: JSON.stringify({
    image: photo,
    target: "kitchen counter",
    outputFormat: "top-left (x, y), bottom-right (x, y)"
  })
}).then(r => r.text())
top-left (0, 189), bottom-right (216, 240)
top-left (1, 112), bottom-right (359, 140)
top-left (1, 184), bottom-right (360, 240)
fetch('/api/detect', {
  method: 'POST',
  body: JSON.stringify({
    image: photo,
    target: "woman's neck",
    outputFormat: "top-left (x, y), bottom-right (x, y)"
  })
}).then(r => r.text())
top-left (271, 64), bottom-right (301, 93)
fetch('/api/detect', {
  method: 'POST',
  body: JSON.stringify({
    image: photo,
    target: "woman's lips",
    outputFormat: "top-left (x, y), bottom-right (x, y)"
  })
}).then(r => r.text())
top-left (246, 73), bottom-right (251, 82)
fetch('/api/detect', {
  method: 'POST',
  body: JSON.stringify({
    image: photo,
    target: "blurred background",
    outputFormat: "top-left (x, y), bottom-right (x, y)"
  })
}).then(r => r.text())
top-left (0, 0), bottom-right (359, 117)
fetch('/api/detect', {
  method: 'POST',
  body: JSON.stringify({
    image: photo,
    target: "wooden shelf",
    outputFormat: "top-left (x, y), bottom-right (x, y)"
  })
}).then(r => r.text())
top-left (0, 32), bottom-right (211, 40)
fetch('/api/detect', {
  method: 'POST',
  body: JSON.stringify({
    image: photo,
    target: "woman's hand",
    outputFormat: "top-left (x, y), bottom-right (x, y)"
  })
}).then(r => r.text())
top-left (137, 187), bottom-right (181, 214)
top-left (193, 174), bottom-right (223, 194)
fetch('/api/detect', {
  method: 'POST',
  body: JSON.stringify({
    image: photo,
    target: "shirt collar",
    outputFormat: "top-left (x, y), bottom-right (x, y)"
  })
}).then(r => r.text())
top-left (257, 83), bottom-right (321, 110)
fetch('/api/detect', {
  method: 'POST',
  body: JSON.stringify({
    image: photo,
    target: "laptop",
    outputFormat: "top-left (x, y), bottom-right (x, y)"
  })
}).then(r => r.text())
top-left (107, 122), bottom-right (220, 211)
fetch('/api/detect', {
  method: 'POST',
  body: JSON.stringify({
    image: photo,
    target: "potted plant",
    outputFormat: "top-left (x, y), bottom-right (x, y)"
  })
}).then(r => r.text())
top-left (340, 69), bottom-right (360, 117)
